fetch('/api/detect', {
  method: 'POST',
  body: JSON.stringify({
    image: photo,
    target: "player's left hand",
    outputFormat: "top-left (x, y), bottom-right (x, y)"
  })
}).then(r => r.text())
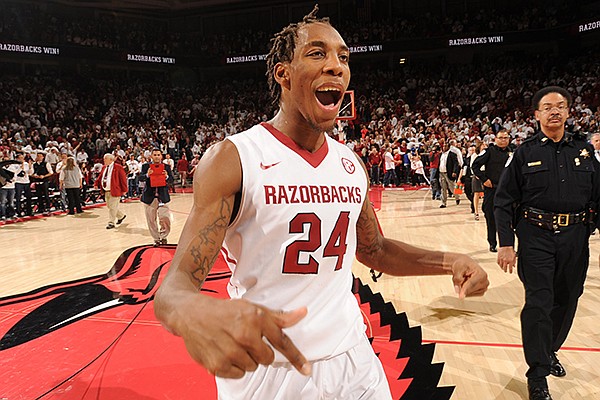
top-left (449, 254), bottom-right (489, 299)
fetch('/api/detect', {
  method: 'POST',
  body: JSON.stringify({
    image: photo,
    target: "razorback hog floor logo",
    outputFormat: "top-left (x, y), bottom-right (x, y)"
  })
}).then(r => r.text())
top-left (0, 245), bottom-right (453, 399)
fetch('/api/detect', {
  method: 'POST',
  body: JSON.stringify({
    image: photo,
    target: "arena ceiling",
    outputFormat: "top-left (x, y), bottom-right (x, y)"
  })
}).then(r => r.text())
top-left (48, 0), bottom-right (292, 14)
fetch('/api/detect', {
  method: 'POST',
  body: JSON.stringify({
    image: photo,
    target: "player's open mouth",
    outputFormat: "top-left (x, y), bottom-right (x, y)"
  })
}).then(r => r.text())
top-left (315, 86), bottom-right (343, 110)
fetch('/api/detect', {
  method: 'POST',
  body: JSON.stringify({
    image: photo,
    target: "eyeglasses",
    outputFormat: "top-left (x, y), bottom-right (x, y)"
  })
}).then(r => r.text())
top-left (538, 104), bottom-right (568, 113)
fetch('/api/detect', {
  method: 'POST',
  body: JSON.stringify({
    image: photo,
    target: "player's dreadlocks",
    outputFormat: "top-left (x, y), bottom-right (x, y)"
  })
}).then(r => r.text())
top-left (266, 4), bottom-right (331, 107)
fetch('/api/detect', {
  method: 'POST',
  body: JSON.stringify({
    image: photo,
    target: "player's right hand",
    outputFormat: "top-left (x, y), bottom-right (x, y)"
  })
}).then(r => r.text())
top-left (175, 296), bottom-right (311, 379)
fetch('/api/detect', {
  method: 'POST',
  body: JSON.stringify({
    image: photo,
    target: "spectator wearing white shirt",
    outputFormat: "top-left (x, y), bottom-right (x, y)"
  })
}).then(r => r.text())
top-left (382, 145), bottom-right (397, 187)
top-left (114, 145), bottom-right (126, 159)
top-left (76, 149), bottom-right (89, 165)
top-left (0, 162), bottom-right (19, 219)
top-left (126, 154), bottom-right (141, 198)
top-left (54, 152), bottom-right (70, 210)
top-left (45, 147), bottom-right (60, 165)
top-left (13, 152), bottom-right (33, 216)
top-left (449, 139), bottom-right (464, 167)
top-left (167, 134), bottom-right (178, 159)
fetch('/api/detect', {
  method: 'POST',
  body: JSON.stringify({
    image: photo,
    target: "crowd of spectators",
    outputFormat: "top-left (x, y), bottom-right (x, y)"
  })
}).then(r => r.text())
top-left (338, 3), bottom-right (571, 45)
top-left (1, 9), bottom-right (599, 220)
top-left (0, 1), bottom-right (591, 57)
top-left (2, 49), bottom-right (599, 159)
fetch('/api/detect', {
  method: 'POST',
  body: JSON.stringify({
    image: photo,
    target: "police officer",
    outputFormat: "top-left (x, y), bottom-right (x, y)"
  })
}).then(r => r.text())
top-left (472, 129), bottom-right (512, 252)
top-left (495, 86), bottom-right (600, 400)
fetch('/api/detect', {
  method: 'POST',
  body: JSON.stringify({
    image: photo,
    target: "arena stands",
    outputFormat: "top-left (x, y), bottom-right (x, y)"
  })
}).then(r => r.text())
top-left (1, 0), bottom-right (599, 220)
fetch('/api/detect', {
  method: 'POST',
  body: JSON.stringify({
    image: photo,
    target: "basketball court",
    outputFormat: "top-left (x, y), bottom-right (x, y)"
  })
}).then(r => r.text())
top-left (1, 188), bottom-right (599, 399)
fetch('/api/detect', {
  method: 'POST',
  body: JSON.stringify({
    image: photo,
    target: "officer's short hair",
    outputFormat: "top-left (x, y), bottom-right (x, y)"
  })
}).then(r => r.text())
top-left (532, 86), bottom-right (572, 111)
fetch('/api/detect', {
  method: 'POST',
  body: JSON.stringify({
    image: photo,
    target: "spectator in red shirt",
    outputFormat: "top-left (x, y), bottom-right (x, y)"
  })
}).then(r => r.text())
top-left (177, 154), bottom-right (190, 188)
top-left (368, 145), bottom-right (382, 185)
top-left (429, 145), bottom-right (441, 200)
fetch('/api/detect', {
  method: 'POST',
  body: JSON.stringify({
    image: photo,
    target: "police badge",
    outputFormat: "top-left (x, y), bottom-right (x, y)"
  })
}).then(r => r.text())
top-left (580, 148), bottom-right (590, 159)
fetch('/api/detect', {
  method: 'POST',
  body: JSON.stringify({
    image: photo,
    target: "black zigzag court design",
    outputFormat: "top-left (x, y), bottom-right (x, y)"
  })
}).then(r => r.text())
top-left (355, 280), bottom-right (454, 400)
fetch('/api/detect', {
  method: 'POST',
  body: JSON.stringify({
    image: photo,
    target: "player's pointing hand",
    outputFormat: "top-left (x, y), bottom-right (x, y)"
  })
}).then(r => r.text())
top-left (174, 296), bottom-right (310, 379)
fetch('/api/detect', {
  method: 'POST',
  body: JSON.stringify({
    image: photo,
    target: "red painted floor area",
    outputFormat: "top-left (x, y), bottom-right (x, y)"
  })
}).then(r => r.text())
top-left (1, 245), bottom-right (451, 399)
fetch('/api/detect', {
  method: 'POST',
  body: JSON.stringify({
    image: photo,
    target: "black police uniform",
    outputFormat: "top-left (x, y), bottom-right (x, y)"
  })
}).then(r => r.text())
top-left (472, 143), bottom-right (512, 248)
top-left (494, 131), bottom-right (600, 385)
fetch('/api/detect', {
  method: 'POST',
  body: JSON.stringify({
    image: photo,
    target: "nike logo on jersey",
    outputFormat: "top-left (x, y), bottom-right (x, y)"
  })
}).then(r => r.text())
top-left (260, 161), bottom-right (281, 170)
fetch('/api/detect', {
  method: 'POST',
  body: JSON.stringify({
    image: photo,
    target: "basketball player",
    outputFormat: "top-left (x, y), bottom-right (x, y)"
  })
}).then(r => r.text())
top-left (155, 6), bottom-right (489, 399)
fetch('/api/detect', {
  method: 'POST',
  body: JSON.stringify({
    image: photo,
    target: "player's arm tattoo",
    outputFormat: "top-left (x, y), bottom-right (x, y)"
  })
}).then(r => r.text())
top-left (356, 200), bottom-right (384, 264)
top-left (188, 197), bottom-right (232, 286)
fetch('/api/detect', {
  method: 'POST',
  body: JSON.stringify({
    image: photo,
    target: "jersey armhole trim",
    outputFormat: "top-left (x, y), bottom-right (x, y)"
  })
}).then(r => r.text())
top-left (225, 137), bottom-right (245, 229)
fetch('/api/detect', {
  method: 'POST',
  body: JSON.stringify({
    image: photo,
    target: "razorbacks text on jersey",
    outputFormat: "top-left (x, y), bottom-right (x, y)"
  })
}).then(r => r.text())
top-left (223, 122), bottom-right (368, 362)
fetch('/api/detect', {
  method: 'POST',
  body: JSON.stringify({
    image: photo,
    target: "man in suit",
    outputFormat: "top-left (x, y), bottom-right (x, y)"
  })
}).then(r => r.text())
top-left (139, 149), bottom-right (174, 246)
top-left (438, 142), bottom-right (460, 208)
top-left (459, 144), bottom-right (476, 214)
top-left (94, 153), bottom-right (127, 229)
top-left (591, 132), bottom-right (600, 162)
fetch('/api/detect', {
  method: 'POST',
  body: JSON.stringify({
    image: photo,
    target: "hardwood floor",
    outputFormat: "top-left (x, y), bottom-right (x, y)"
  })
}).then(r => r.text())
top-left (2, 189), bottom-right (599, 399)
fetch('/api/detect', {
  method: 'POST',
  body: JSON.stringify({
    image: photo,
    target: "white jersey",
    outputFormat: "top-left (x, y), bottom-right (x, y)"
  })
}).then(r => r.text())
top-left (224, 123), bottom-right (368, 362)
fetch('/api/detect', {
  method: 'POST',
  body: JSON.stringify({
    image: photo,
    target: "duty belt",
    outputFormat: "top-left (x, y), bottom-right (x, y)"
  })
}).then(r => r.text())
top-left (523, 207), bottom-right (588, 231)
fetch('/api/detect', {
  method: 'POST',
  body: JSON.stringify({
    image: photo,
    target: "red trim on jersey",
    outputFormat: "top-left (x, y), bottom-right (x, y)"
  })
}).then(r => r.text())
top-left (260, 122), bottom-right (328, 168)
top-left (220, 247), bottom-right (237, 266)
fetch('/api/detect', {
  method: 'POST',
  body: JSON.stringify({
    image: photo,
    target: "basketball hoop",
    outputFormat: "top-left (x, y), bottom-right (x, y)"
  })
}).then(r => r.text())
top-left (336, 90), bottom-right (356, 121)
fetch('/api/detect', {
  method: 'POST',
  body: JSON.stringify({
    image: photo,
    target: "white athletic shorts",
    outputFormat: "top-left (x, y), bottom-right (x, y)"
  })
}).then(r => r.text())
top-left (215, 335), bottom-right (392, 400)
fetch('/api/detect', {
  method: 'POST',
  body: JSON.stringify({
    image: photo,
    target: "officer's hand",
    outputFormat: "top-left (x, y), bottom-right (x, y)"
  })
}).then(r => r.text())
top-left (449, 254), bottom-right (489, 299)
top-left (497, 246), bottom-right (516, 273)
top-left (175, 297), bottom-right (311, 379)
top-left (483, 179), bottom-right (493, 188)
